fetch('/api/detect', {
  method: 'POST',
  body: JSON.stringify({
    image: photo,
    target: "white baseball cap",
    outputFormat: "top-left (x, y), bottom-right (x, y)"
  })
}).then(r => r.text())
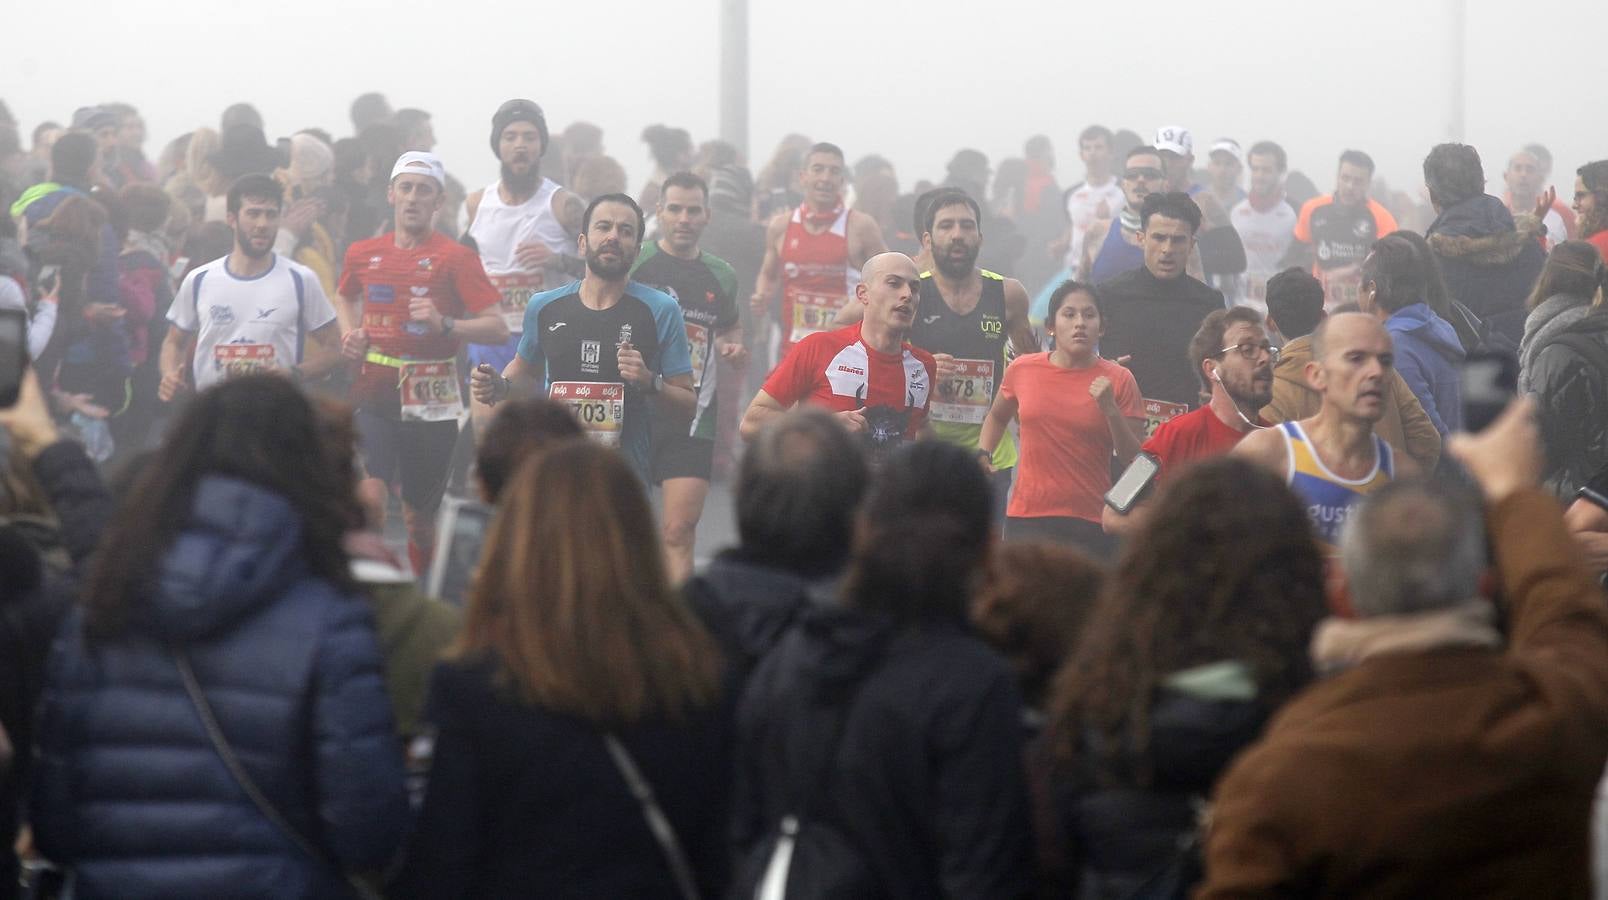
top-left (1154, 125), bottom-right (1193, 157)
top-left (390, 150), bottom-right (446, 187)
top-left (1209, 138), bottom-right (1244, 166)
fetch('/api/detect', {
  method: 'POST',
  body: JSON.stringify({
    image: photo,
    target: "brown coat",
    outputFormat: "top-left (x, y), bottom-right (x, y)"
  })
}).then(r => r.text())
top-left (1260, 333), bottom-right (1442, 471)
top-left (1196, 490), bottom-right (1608, 898)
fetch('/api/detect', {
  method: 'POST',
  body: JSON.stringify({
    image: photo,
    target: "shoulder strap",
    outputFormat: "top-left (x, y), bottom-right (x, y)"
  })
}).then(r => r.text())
top-left (174, 649), bottom-right (382, 900)
top-left (604, 734), bottom-right (702, 900)
top-left (1544, 332), bottom-right (1608, 384)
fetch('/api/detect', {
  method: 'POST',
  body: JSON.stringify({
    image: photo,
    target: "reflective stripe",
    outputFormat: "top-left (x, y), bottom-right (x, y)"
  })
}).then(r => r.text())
top-left (364, 349), bottom-right (410, 368)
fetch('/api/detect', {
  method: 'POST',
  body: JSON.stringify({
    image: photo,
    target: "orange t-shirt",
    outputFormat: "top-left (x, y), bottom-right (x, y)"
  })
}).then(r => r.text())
top-left (1000, 353), bottom-right (1143, 522)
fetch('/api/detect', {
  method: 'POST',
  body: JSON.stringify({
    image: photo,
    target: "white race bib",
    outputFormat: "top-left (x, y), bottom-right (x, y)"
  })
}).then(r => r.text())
top-left (930, 359), bottom-right (995, 425)
top-left (550, 381), bottom-right (626, 448)
top-left (399, 359), bottom-right (465, 422)
top-left (213, 343), bottom-right (277, 379)
top-left (788, 292), bottom-right (845, 344)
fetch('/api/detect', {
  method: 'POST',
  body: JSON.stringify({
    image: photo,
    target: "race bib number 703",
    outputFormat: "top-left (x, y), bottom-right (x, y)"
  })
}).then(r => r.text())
top-left (550, 381), bottom-right (626, 448)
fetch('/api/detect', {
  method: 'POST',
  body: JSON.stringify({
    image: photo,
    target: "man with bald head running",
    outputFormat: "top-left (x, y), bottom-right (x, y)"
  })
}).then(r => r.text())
top-left (1234, 312), bottom-right (1419, 561)
top-left (741, 252), bottom-right (936, 462)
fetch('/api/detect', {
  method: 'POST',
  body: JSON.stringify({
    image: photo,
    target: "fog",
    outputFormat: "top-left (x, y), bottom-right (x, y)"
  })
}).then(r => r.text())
top-left (5, 0), bottom-right (1607, 198)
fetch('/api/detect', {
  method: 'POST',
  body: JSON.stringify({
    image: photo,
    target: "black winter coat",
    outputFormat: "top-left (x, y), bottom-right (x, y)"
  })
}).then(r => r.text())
top-left (732, 606), bottom-right (1035, 899)
top-left (1521, 309), bottom-right (1608, 499)
top-left (1426, 194), bottom-right (1546, 345)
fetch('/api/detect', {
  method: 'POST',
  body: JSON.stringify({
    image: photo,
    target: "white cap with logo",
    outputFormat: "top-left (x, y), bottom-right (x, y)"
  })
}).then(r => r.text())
top-left (1154, 126), bottom-right (1193, 157)
top-left (1209, 138), bottom-right (1245, 166)
top-left (390, 151), bottom-right (446, 188)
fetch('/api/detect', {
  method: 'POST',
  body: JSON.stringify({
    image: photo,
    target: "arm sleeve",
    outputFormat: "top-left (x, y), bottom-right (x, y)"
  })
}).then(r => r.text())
top-left (451, 250), bottom-right (502, 315)
top-left (656, 297), bottom-right (694, 378)
top-left (1115, 366), bottom-right (1145, 417)
top-left (933, 669), bottom-right (1035, 899)
top-left (167, 269), bottom-right (201, 331)
top-left (300, 269), bottom-right (339, 330)
top-left (1388, 372), bottom-right (1443, 471)
top-left (759, 339), bottom-right (816, 408)
top-left (31, 441), bottom-right (115, 565)
top-left (390, 666), bottom-right (482, 900)
top-left (515, 296), bottom-right (547, 375)
top-left (312, 593), bottom-right (409, 870)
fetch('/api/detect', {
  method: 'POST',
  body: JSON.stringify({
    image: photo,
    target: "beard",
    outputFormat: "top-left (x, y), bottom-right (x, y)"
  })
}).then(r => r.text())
top-left (1229, 372), bottom-right (1273, 410)
top-left (236, 225), bottom-right (272, 259)
top-left (585, 242), bottom-right (632, 278)
top-left (933, 242), bottom-right (980, 279)
top-left (501, 161), bottom-right (540, 195)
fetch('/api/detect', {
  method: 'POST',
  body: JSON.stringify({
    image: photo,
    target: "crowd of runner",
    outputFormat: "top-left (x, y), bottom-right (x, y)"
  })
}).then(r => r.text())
top-left (1, 93), bottom-right (1608, 897)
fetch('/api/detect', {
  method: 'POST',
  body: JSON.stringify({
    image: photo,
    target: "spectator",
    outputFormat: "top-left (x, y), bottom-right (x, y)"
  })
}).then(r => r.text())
top-left (393, 108), bottom-right (434, 154)
top-left (1199, 400), bottom-right (1608, 897)
top-left (571, 154), bottom-right (628, 202)
top-left (1577, 160), bottom-right (1608, 260)
top-left (686, 409), bottom-right (869, 686)
top-left (220, 102), bottom-right (264, 134)
top-left (1360, 234), bottom-right (1465, 436)
top-left (1423, 142), bottom-right (1546, 344)
top-left (30, 375), bottom-right (409, 898)
top-left (732, 440), bottom-right (1034, 899)
top-left (270, 134), bottom-right (339, 294)
top-left (1261, 267), bottom-right (1442, 471)
top-left (101, 102), bottom-right (156, 187)
top-left (332, 136), bottom-right (377, 243)
top-left (972, 541), bottom-right (1104, 719)
top-left (395, 441), bottom-right (729, 898)
top-left (471, 395), bottom-right (585, 504)
top-left (639, 124), bottom-right (693, 212)
top-left (24, 194), bottom-right (128, 413)
top-left (349, 92), bottom-right (393, 135)
top-left (23, 121), bottom-right (64, 188)
top-left (1097, 191), bottom-right (1228, 406)
top-left (0, 369), bottom-right (116, 893)
top-left (1044, 456), bottom-right (1327, 897)
top-left (753, 133), bottom-right (810, 223)
top-left (1518, 240), bottom-right (1608, 498)
top-left (557, 120), bottom-right (606, 189)
top-left (115, 183), bottom-right (175, 454)
top-left (1390, 228), bottom-right (1487, 355)
top-left (211, 123), bottom-right (283, 187)
top-left (171, 126), bottom-right (228, 223)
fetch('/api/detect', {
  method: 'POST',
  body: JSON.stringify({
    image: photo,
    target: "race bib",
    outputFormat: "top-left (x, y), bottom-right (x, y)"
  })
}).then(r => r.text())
top-left (686, 322), bottom-right (711, 390)
top-left (930, 359), bottom-right (995, 425)
top-left (550, 381), bottom-right (625, 448)
top-left (490, 272), bottom-right (544, 334)
top-left (399, 359), bottom-right (465, 422)
top-left (213, 343), bottom-right (276, 379)
top-left (789, 292), bottom-right (845, 344)
top-left (1142, 398), bottom-right (1190, 438)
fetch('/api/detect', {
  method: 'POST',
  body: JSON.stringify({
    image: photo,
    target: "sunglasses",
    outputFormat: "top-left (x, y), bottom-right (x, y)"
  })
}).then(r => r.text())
top-left (1123, 167), bottom-right (1165, 181)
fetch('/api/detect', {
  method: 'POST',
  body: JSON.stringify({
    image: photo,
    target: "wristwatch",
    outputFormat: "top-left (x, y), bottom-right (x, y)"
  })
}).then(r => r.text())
top-left (642, 372), bottom-right (664, 394)
top-left (976, 447), bottom-right (994, 463)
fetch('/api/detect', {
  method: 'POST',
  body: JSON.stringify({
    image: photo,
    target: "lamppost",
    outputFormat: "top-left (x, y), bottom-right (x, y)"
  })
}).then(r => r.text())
top-left (720, 0), bottom-right (749, 158)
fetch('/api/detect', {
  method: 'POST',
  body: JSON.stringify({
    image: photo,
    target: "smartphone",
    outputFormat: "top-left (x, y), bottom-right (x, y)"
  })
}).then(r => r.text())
top-left (1105, 451), bottom-right (1162, 514)
top-left (0, 308), bottom-right (29, 408)
top-left (1461, 349), bottom-right (1519, 433)
top-left (36, 264), bottom-right (60, 299)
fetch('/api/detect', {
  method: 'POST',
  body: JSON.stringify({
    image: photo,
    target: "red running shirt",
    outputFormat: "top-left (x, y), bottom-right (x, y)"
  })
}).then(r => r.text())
top-left (762, 323), bottom-right (936, 453)
top-left (338, 231), bottom-right (501, 406)
top-left (1140, 404), bottom-right (1262, 483)
top-left (780, 205), bottom-right (854, 357)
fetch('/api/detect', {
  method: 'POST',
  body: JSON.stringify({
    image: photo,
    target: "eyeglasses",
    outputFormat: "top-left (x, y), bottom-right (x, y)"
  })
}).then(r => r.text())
top-left (1123, 167), bottom-right (1164, 181)
top-left (1216, 341), bottom-right (1279, 361)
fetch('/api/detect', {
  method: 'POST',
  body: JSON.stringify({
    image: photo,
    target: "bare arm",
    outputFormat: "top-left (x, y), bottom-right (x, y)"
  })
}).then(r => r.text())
top-left (1231, 424), bottom-right (1289, 474)
top-left (298, 322), bottom-right (343, 379)
top-left (1002, 277), bottom-right (1037, 357)
top-left (978, 392), bottom-right (1020, 461)
top-left (464, 189), bottom-right (484, 230)
top-left (1110, 415), bottom-right (1144, 467)
top-left (740, 389), bottom-right (789, 441)
top-left (846, 210), bottom-right (888, 269)
top-left (751, 214), bottom-right (787, 316)
top-left (158, 327), bottom-right (196, 402)
top-left (832, 300), bottom-right (865, 327)
top-left (1565, 498), bottom-right (1608, 572)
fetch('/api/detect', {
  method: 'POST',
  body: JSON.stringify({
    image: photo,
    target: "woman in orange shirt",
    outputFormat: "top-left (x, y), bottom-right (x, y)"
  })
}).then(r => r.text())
top-left (979, 280), bottom-right (1144, 558)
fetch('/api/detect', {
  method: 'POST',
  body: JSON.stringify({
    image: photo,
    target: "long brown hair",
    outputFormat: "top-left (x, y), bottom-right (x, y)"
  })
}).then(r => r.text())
top-left (1525, 239), bottom-right (1604, 310)
top-left (452, 441), bottom-right (722, 724)
top-left (1047, 457), bottom-right (1326, 784)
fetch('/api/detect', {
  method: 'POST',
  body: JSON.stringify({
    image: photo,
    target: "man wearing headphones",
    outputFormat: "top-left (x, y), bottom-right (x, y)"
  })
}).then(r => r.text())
top-left (1103, 306), bottom-right (1275, 535)
top-left (463, 99), bottom-right (587, 431)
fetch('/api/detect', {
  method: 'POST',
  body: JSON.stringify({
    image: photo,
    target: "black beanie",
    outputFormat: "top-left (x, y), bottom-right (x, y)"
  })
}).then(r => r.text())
top-left (490, 99), bottom-right (548, 159)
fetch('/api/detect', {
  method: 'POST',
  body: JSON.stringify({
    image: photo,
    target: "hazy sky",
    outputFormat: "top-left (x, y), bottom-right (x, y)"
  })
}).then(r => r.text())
top-left (6, 0), bottom-right (1607, 203)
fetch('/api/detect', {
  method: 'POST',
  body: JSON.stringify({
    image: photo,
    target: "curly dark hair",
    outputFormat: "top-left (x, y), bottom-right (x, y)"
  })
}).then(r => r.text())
top-left (1047, 456), bottom-right (1327, 785)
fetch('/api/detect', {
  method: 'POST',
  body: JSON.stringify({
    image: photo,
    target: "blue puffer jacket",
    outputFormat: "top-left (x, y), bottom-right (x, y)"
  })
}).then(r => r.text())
top-left (1385, 302), bottom-right (1466, 436)
top-left (30, 476), bottom-right (409, 900)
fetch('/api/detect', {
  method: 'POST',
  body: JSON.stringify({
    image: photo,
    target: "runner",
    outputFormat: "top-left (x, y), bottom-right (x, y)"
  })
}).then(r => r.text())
top-left (470, 192), bottom-right (695, 484)
top-left (1230, 140), bottom-right (1299, 314)
top-left (630, 172), bottom-right (745, 582)
top-left (979, 280), bottom-right (1145, 558)
top-left (1287, 150), bottom-right (1398, 310)
top-left (751, 142), bottom-right (885, 366)
top-left (838, 188), bottom-right (1035, 518)
top-left (1233, 311), bottom-right (1419, 561)
top-left (337, 151), bottom-right (509, 573)
top-left (1103, 306), bottom-right (1275, 535)
top-left (464, 99), bottom-right (584, 432)
top-left (740, 251), bottom-right (935, 464)
top-left (160, 174), bottom-right (342, 399)
top-left (1081, 146), bottom-right (1167, 284)
top-left (1061, 125), bottom-right (1125, 281)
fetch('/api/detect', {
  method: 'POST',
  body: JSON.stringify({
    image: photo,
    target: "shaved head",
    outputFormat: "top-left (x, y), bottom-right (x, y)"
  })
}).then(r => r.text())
top-left (861, 251), bottom-right (919, 284)
top-left (1311, 311), bottom-right (1388, 362)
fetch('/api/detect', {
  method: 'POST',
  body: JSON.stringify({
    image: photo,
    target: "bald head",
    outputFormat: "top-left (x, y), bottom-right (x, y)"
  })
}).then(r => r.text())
top-left (1311, 311), bottom-right (1388, 363)
top-left (857, 252), bottom-right (922, 334)
top-left (862, 251), bottom-right (919, 284)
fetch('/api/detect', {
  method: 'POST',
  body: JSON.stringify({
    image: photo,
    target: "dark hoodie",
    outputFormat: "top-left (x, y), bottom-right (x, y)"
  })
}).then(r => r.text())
top-left (1385, 302), bottom-right (1466, 436)
top-left (684, 548), bottom-right (833, 688)
top-left (1426, 194), bottom-right (1545, 344)
top-left (1523, 310), bottom-right (1608, 499)
top-left (31, 476), bottom-right (408, 900)
top-left (732, 605), bottom-right (1035, 899)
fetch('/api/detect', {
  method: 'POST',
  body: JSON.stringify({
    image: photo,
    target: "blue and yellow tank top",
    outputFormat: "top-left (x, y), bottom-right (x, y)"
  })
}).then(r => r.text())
top-left (1280, 421), bottom-right (1394, 554)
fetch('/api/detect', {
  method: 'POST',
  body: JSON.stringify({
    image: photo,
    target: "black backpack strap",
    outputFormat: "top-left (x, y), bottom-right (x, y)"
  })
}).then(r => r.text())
top-left (1542, 332), bottom-right (1608, 382)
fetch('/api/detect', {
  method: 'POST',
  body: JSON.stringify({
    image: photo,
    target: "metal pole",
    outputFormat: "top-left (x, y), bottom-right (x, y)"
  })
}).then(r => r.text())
top-left (1449, 0), bottom-right (1466, 143)
top-left (719, 0), bottom-right (749, 159)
